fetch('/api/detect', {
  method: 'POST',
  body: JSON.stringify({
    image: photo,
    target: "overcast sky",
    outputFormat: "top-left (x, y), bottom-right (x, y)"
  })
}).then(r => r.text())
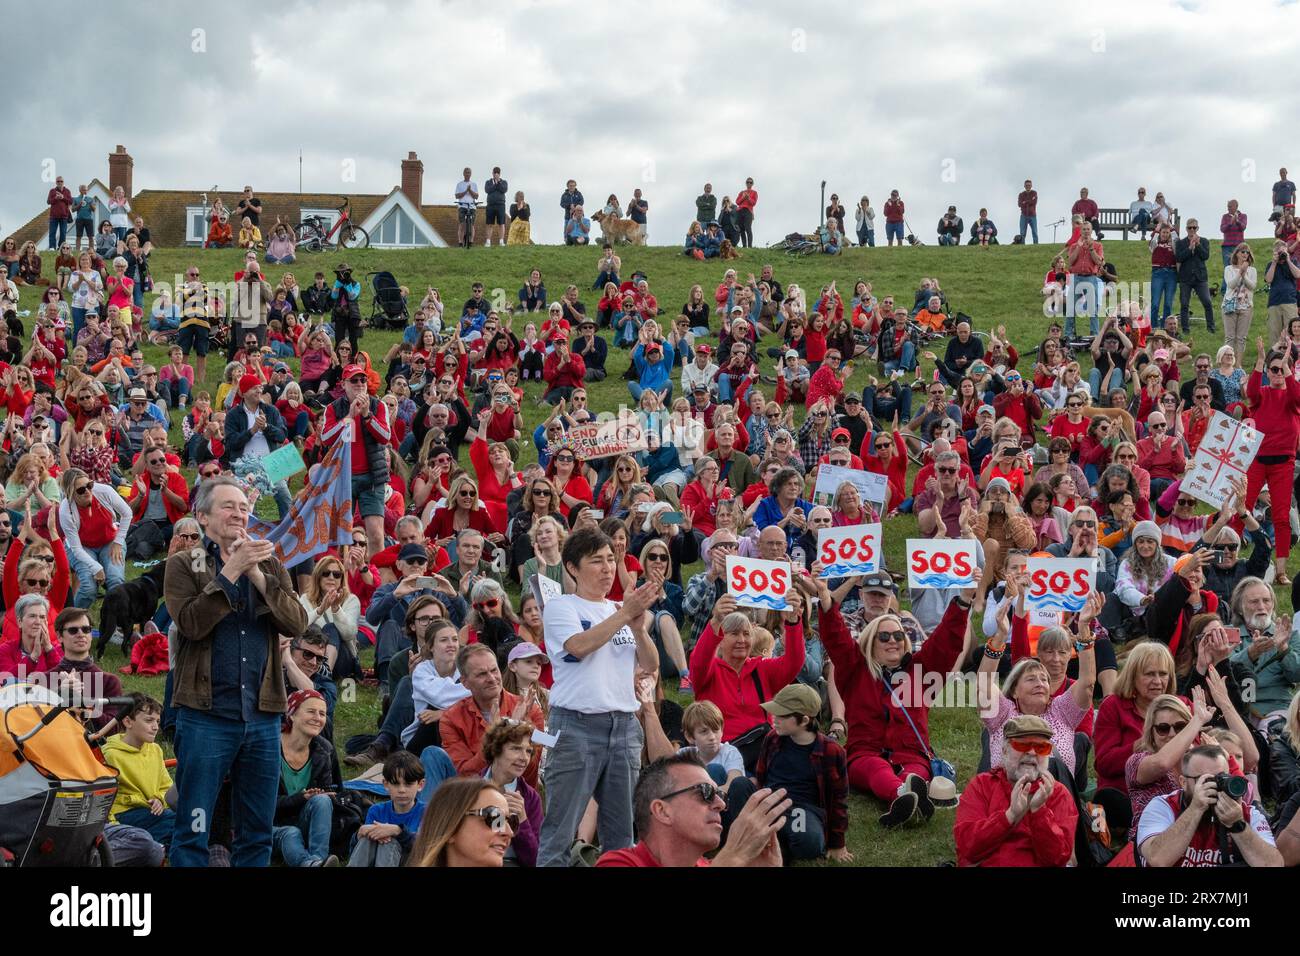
top-left (5, 0), bottom-right (1297, 246)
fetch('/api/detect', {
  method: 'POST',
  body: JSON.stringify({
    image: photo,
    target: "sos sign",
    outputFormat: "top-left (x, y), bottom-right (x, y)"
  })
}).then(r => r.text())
top-left (1024, 557), bottom-right (1096, 614)
top-left (906, 539), bottom-right (977, 589)
top-left (725, 555), bottom-right (791, 611)
top-left (816, 524), bottom-right (882, 577)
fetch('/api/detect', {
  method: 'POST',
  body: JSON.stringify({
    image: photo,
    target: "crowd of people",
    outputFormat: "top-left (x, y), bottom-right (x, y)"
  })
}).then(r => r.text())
top-left (5, 165), bottom-right (1300, 871)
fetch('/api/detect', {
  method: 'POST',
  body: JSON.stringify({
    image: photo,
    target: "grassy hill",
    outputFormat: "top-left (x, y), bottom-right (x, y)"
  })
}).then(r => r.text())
top-left (15, 235), bottom-right (1281, 866)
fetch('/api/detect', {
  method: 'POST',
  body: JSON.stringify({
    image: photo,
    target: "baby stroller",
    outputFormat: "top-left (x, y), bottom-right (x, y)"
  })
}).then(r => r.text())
top-left (0, 682), bottom-right (129, 867)
top-left (367, 271), bottom-right (409, 331)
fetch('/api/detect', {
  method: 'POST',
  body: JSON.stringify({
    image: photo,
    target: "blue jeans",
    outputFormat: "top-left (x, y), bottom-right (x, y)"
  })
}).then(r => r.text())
top-left (170, 707), bottom-right (280, 867)
top-left (1131, 209), bottom-right (1152, 235)
top-left (1088, 366), bottom-right (1125, 399)
top-left (273, 793), bottom-right (334, 866)
top-left (1066, 276), bottom-right (1103, 337)
top-left (1151, 268), bottom-right (1177, 322)
top-left (1019, 214), bottom-right (1038, 243)
top-left (117, 806), bottom-right (177, 845)
top-left (1221, 246), bottom-right (1235, 268)
top-left (938, 234), bottom-right (958, 246)
top-left (869, 387), bottom-right (912, 425)
top-left (628, 380), bottom-right (672, 403)
top-left (48, 219), bottom-right (69, 249)
top-left (884, 340), bottom-right (917, 376)
top-left (857, 224), bottom-right (875, 247)
top-left (71, 307), bottom-right (88, 343)
top-left (886, 221), bottom-right (905, 244)
top-left (70, 542), bottom-right (126, 608)
top-left (164, 376), bottom-right (191, 409)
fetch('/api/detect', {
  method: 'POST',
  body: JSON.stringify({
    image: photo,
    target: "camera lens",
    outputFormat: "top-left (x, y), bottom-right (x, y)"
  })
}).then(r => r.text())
top-left (1214, 772), bottom-right (1248, 800)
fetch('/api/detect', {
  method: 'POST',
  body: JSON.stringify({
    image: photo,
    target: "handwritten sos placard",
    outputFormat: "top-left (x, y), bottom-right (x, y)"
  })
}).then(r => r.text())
top-left (816, 523), bottom-right (882, 578)
top-left (1025, 557), bottom-right (1096, 614)
top-left (725, 556), bottom-right (791, 611)
top-left (906, 539), bottom-right (978, 589)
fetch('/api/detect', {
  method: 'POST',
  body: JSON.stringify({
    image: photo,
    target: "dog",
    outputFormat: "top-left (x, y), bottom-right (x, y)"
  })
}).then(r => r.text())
top-left (591, 210), bottom-right (643, 245)
top-left (96, 562), bottom-right (167, 660)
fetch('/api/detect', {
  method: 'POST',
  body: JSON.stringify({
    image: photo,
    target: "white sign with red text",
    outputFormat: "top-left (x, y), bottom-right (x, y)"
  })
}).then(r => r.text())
top-left (1025, 557), bottom-right (1096, 615)
top-left (816, 523), bottom-right (883, 578)
top-left (725, 555), bottom-right (792, 611)
top-left (1182, 411), bottom-right (1262, 509)
top-left (906, 539), bottom-right (978, 589)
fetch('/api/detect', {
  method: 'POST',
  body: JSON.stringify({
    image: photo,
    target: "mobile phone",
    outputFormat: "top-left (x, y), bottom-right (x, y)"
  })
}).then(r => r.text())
top-left (414, 576), bottom-right (437, 590)
top-left (588, 509), bottom-right (605, 520)
top-left (1222, 627), bottom-right (1241, 646)
top-left (660, 511), bottom-right (685, 525)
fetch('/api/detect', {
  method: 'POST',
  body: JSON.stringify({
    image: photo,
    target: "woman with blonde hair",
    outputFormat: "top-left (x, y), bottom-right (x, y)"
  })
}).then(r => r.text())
top-left (1222, 244), bottom-right (1257, 361)
top-left (299, 554), bottom-right (361, 678)
top-left (408, 777), bottom-right (513, 868)
top-left (4, 452), bottom-right (60, 512)
top-left (596, 454), bottom-right (641, 517)
top-left (423, 473), bottom-right (499, 551)
top-left (519, 514), bottom-right (570, 590)
top-left (507, 191), bottom-right (532, 246)
top-left (1094, 641), bottom-right (1177, 795)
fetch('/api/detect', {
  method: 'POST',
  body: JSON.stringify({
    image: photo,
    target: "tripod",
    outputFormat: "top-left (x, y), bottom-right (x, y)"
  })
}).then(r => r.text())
top-left (1046, 217), bottom-right (1067, 243)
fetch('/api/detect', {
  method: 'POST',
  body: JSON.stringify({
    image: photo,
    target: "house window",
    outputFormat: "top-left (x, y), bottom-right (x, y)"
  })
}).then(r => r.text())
top-left (299, 208), bottom-right (339, 236)
top-left (185, 206), bottom-right (208, 245)
top-left (373, 206), bottom-right (429, 247)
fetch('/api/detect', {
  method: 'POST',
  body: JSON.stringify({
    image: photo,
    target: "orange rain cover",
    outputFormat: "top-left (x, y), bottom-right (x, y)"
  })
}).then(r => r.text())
top-left (0, 703), bottom-right (118, 785)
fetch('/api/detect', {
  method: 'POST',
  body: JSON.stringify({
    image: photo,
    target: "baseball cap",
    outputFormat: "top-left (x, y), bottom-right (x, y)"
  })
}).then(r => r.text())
top-left (342, 363), bottom-right (367, 380)
top-left (1004, 715), bottom-right (1053, 740)
top-left (831, 427), bottom-right (851, 441)
top-left (977, 404), bottom-right (996, 417)
top-left (696, 344), bottom-right (712, 355)
top-left (398, 543), bottom-right (429, 563)
top-left (785, 349), bottom-right (799, 361)
top-left (970, 361), bottom-right (989, 375)
top-left (860, 572), bottom-right (897, 594)
top-left (844, 393), bottom-right (862, 404)
top-left (1153, 348), bottom-right (1171, 361)
top-left (237, 374), bottom-right (262, 396)
top-left (731, 305), bottom-right (745, 314)
top-left (761, 683), bottom-right (822, 718)
top-left (273, 362), bottom-right (289, 373)
top-left (507, 642), bottom-right (547, 665)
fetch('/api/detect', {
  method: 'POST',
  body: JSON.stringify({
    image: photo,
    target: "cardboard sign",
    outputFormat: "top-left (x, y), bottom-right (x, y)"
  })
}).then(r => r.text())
top-left (1182, 412), bottom-right (1262, 509)
top-left (261, 442), bottom-right (306, 486)
top-left (906, 539), bottom-right (978, 589)
top-left (1025, 557), bottom-right (1096, 614)
top-left (530, 573), bottom-right (563, 610)
top-left (554, 414), bottom-right (648, 461)
top-left (813, 464), bottom-right (888, 507)
top-left (725, 555), bottom-right (791, 610)
top-left (815, 523), bottom-right (883, 578)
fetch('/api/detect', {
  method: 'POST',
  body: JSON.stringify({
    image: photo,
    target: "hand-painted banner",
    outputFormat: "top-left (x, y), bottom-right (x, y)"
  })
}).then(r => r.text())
top-left (816, 523), bottom-right (883, 578)
top-left (552, 415), bottom-right (648, 461)
top-left (1025, 557), bottom-right (1096, 614)
top-left (247, 435), bottom-right (353, 567)
top-left (1182, 412), bottom-right (1262, 509)
top-left (906, 539), bottom-right (978, 589)
top-left (726, 555), bottom-right (791, 610)
top-left (813, 464), bottom-right (888, 507)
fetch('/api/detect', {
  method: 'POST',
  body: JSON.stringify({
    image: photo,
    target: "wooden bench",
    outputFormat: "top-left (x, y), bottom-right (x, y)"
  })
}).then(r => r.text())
top-left (1093, 206), bottom-right (1180, 240)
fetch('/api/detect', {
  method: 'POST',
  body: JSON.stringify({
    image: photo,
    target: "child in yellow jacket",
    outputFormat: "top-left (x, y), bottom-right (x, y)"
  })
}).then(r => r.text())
top-left (102, 693), bottom-right (175, 846)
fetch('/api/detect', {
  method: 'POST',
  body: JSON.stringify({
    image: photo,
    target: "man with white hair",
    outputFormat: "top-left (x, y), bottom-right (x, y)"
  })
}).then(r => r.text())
top-left (954, 715), bottom-right (1077, 867)
top-left (1200, 499), bottom-right (1270, 609)
top-left (1227, 576), bottom-right (1300, 731)
top-left (915, 450), bottom-right (979, 539)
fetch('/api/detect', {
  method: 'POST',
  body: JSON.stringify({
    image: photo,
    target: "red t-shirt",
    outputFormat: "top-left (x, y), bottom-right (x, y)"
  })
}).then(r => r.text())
top-left (596, 841), bottom-right (711, 867)
top-left (606, 555), bottom-right (642, 602)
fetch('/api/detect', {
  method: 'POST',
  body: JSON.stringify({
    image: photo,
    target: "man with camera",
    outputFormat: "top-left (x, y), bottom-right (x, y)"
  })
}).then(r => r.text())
top-left (1264, 240), bottom-right (1300, 344)
top-left (455, 167), bottom-right (479, 247)
top-left (229, 262), bottom-right (272, 362)
top-left (1137, 744), bottom-right (1281, 866)
top-left (329, 263), bottom-right (362, 352)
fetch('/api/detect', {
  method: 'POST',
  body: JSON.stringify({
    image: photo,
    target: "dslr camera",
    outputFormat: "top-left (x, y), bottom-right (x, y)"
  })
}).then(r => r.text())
top-left (1213, 771), bottom-right (1248, 801)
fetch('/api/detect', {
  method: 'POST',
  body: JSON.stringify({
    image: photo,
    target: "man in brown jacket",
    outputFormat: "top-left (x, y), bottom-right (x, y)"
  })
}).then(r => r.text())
top-left (164, 476), bottom-right (308, 867)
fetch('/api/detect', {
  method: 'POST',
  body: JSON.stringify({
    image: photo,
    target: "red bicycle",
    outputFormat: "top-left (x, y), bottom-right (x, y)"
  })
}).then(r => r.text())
top-left (294, 197), bottom-right (370, 251)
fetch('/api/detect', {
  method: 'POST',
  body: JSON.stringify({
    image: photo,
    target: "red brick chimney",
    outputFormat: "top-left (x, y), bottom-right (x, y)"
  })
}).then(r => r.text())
top-left (400, 151), bottom-right (423, 207)
top-left (108, 145), bottom-right (134, 196)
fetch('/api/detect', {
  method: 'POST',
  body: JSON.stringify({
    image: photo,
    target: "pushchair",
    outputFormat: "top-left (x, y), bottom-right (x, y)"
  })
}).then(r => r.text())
top-left (367, 271), bottom-right (409, 331)
top-left (0, 682), bottom-right (129, 867)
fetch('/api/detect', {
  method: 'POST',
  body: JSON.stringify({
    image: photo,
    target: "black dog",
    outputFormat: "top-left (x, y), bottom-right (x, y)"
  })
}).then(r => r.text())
top-left (96, 562), bottom-right (167, 660)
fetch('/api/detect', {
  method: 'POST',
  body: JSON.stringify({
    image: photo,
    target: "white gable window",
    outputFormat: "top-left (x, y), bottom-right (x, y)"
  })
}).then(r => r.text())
top-left (299, 208), bottom-right (340, 235)
top-left (372, 206), bottom-right (430, 247)
top-left (185, 206), bottom-right (208, 245)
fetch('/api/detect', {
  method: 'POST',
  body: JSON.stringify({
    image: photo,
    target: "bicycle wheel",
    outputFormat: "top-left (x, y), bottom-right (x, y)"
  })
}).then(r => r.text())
top-left (339, 223), bottom-right (369, 250)
top-left (294, 222), bottom-right (323, 252)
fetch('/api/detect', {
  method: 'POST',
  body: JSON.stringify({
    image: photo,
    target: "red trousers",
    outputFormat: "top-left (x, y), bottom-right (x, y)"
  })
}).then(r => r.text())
top-left (849, 753), bottom-right (930, 802)
top-left (1245, 457), bottom-right (1293, 559)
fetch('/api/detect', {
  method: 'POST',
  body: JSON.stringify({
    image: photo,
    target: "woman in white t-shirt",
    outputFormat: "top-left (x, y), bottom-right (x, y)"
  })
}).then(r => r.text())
top-left (536, 526), bottom-right (661, 867)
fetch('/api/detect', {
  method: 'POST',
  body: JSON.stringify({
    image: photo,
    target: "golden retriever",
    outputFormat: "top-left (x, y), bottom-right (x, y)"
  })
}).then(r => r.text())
top-left (592, 210), bottom-right (643, 245)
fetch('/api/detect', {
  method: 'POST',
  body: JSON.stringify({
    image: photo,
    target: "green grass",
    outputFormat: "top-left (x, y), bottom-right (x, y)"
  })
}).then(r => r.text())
top-left (20, 236), bottom-right (1284, 866)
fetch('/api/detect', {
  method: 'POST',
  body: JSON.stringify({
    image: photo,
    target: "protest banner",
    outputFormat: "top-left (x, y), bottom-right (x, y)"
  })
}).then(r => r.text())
top-left (1181, 412), bottom-right (1262, 509)
top-left (1025, 557), bottom-right (1096, 614)
top-left (906, 539), bottom-right (978, 589)
top-left (554, 414), bottom-right (648, 460)
top-left (726, 555), bottom-right (792, 610)
top-left (816, 523), bottom-right (883, 577)
top-left (813, 464), bottom-right (888, 507)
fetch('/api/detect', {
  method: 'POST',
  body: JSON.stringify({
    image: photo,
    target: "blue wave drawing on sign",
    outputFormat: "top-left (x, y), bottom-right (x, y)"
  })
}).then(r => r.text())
top-left (737, 593), bottom-right (789, 610)
top-left (912, 572), bottom-right (975, 588)
top-left (821, 561), bottom-right (878, 577)
top-left (1031, 594), bottom-right (1088, 613)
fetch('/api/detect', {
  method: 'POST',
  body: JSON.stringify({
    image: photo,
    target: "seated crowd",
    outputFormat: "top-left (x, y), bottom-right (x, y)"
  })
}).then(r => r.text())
top-left (4, 207), bottom-right (1300, 871)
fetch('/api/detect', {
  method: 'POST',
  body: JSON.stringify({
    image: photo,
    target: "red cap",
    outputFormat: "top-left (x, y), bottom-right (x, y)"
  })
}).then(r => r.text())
top-left (549, 332), bottom-right (567, 343)
top-left (831, 427), bottom-right (851, 441)
top-left (696, 344), bottom-right (712, 354)
top-left (238, 373), bottom-right (263, 396)
top-left (342, 363), bottom-right (367, 380)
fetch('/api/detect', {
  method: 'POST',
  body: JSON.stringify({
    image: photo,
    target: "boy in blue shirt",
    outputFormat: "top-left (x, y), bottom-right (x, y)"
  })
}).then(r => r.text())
top-left (348, 751), bottom-right (426, 867)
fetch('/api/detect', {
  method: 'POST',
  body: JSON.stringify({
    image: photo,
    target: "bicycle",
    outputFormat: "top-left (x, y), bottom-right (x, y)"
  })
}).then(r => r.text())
top-left (295, 198), bottom-right (370, 251)
top-left (456, 203), bottom-right (483, 248)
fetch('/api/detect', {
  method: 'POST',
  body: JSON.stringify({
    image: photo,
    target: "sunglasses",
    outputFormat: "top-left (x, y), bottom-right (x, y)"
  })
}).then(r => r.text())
top-left (465, 805), bottom-right (519, 834)
top-left (875, 629), bottom-right (906, 644)
top-left (1073, 521), bottom-right (1097, 529)
top-left (660, 781), bottom-right (724, 806)
top-left (1153, 721), bottom-right (1189, 736)
top-left (874, 443), bottom-right (891, 451)
top-left (1270, 367), bottom-right (1286, 375)
top-left (458, 489), bottom-right (478, 498)
top-left (1066, 402), bottom-right (1083, 409)
top-left (321, 569), bottom-right (344, 579)
top-left (646, 553), bottom-right (670, 563)
top-left (1176, 499), bottom-right (1197, 507)
top-left (177, 531), bottom-right (200, 542)
top-left (1220, 543), bottom-right (1240, 552)
top-left (61, 625), bottom-right (93, 636)
top-left (531, 488), bottom-right (552, 497)
top-left (403, 557), bottom-right (429, 566)
top-left (1008, 738), bottom-right (1054, 757)
top-left (87, 429), bottom-right (104, 437)
top-left (833, 437), bottom-right (850, 444)
top-left (555, 455), bottom-right (575, 463)
top-left (1149, 423), bottom-right (1167, 431)
top-left (936, 467), bottom-right (957, 475)
top-left (473, 599), bottom-right (501, 611)
top-left (74, 483), bottom-right (92, 495)
top-left (200, 469), bottom-right (220, 478)
top-left (24, 578), bottom-right (51, 589)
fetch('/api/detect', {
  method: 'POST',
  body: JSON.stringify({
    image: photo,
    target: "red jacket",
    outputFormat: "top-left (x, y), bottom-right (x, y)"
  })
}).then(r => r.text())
top-left (125, 470), bottom-right (190, 524)
top-left (688, 621), bottom-right (805, 742)
top-left (992, 391), bottom-right (1042, 437)
top-left (1094, 694), bottom-right (1151, 793)
top-left (1135, 434), bottom-right (1185, 481)
top-left (1247, 371), bottom-right (1300, 456)
top-left (954, 768), bottom-right (1077, 867)
top-left (883, 198), bottom-right (905, 223)
top-left (861, 431), bottom-right (907, 508)
top-left (819, 599), bottom-right (968, 766)
top-left (440, 689), bottom-right (546, 788)
top-left (805, 364), bottom-right (843, 410)
top-left (543, 351), bottom-right (586, 390)
top-left (736, 189), bottom-right (758, 211)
